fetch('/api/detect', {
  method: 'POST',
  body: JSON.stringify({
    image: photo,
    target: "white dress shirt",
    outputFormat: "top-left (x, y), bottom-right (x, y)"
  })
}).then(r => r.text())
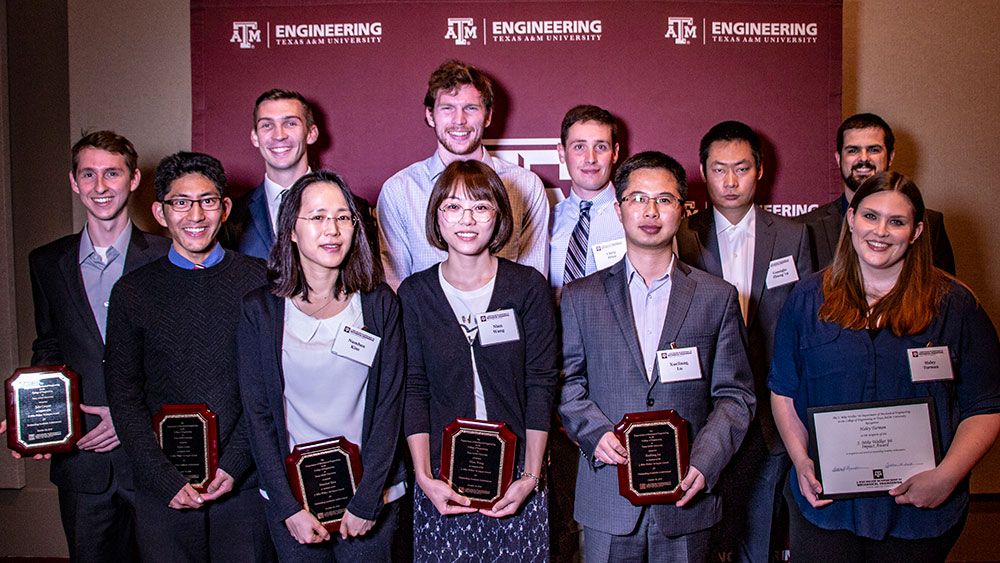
top-left (714, 205), bottom-right (755, 323)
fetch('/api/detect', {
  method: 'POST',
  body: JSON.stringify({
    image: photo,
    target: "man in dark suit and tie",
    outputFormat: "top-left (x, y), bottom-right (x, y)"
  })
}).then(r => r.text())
top-left (796, 113), bottom-right (955, 273)
top-left (559, 151), bottom-right (755, 562)
top-left (676, 121), bottom-right (813, 563)
top-left (226, 89), bottom-right (377, 260)
top-left (27, 131), bottom-right (170, 562)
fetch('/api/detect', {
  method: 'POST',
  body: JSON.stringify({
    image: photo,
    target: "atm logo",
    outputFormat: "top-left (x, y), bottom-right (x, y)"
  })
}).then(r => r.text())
top-left (446, 18), bottom-right (477, 45)
top-left (231, 21), bottom-right (262, 49)
top-left (666, 17), bottom-right (696, 45)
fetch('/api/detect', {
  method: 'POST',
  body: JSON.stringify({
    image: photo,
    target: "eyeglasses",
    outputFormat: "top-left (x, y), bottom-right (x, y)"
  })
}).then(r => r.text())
top-left (620, 193), bottom-right (683, 208)
top-left (162, 197), bottom-right (223, 212)
top-left (438, 203), bottom-right (497, 223)
top-left (297, 214), bottom-right (356, 228)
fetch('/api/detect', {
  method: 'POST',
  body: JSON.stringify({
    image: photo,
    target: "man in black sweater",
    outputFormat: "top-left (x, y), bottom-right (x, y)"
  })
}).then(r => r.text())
top-left (104, 152), bottom-right (273, 563)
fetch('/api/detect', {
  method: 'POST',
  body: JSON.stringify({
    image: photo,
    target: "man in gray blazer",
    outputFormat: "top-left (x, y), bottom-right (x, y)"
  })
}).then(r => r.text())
top-left (559, 151), bottom-right (755, 562)
top-left (676, 121), bottom-right (813, 563)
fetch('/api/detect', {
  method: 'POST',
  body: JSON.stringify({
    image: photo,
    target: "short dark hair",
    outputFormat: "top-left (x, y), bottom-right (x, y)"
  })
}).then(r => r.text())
top-left (426, 160), bottom-right (513, 255)
top-left (423, 60), bottom-right (495, 115)
top-left (698, 120), bottom-right (762, 171)
top-left (71, 131), bottom-right (138, 178)
top-left (837, 113), bottom-right (894, 154)
top-left (268, 170), bottom-right (381, 300)
top-left (154, 152), bottom-right (227, 202)
top-left (253, 89), bottom-right (315, 129)
top-left (613, 151), bottom-right (687, 201)
top-left (560, 105), bottom-right (618, 148)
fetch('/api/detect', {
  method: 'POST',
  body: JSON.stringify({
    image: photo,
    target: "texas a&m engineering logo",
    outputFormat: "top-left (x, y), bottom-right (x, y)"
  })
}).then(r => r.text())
top-left (666, 17), bottom-right (696, 45)
top-left (231, 21), bottom-right (261, 49)
top-left (446, 18), bottom-right (477, 45)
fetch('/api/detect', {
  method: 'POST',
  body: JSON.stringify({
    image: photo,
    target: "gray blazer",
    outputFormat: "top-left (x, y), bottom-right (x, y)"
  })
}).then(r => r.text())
top-left (558, 257), bottom-right (755, 536)
top-left (676, 207), bottom-right (813, 451)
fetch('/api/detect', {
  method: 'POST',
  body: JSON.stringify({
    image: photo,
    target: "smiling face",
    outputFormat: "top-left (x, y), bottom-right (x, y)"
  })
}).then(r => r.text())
top-left (291, 181), bottom-right (355, 279)
top-left (70, 147), bottom-right (140, 223)
top-left (251, 98), bottom-right (318, 180)
top-left (702, 140), bottom-right (761, 223)
top-left (152, 173), bottom-right (231, 264)
top-left (436, 185), bottom-right (497, 259)
top-left (846, 190), bottom-right (923, 280)
top-left (837, 127), bottom-right (894, 194)
top-left (558, 120), bottom-right (619, 197)
top-left (425, 84), bottom-right (492, 164)
top-left (615, 167), bottom-right (684, 253)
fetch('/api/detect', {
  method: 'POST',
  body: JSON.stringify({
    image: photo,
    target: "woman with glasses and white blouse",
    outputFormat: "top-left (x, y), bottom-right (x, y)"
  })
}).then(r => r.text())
top-left (238, 170), bottom-right (406, 562)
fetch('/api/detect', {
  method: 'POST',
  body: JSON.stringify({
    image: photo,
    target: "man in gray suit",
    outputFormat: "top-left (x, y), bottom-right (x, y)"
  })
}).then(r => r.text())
top-left (676, 121), bottom-right (812, 563)
top-left (559, 151), bottom-right (755, 562)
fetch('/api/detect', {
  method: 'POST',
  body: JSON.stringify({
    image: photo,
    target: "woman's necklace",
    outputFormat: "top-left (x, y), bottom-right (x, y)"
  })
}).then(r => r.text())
top-left (293, 293), bottom-right (338, 318)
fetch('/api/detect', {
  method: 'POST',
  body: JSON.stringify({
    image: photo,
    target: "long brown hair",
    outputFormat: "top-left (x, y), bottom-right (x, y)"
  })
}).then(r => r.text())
top-left (267, 170), bottom-right (382, 300)
top-left (819, 171), bottom-right (947, 335)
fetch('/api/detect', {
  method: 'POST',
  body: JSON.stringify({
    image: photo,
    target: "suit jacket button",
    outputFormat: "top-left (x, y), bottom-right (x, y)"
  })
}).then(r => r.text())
top-left (647, 397), bottom-right (654, 407)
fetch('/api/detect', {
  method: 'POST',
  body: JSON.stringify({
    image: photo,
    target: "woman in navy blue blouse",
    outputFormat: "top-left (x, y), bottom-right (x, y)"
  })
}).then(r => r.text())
top-left (769, 171), bottom-right (1000, 561)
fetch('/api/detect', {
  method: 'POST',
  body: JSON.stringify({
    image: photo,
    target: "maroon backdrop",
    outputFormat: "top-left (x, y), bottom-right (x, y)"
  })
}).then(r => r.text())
top-left (191, 0), bottom-right (842, 216)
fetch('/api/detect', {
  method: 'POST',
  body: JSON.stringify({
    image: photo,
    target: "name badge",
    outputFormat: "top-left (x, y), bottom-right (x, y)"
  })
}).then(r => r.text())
top-left (907, 345), bottom-right (954, 382)
top-left (476, 309), bottom-right (520, 346)
top-left (657, 346), bottom-right (702, 383)
top-left (592, 238), bottom-right (626, 270)
top-left (331, 325), bottom-right (381, 367)
top-left (765, 255), bottom-right (799, 289)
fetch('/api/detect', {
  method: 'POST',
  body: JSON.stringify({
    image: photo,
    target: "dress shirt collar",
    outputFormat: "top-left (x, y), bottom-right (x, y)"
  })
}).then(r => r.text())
top-left (714, 204), bottom-right (756, 236)
top-left (285, 291), bottom-right (362, 343)
top-left (566, 183), bottom-right (617, 216)
top-left (430, 146), bottom-right (491, 181)
top-left (624, 252), bottom-right (674, 290)
top-left (263, 168), bottom-right (311, 206)
top-left (79, 221), bottom-right (132, 264)
top-left (168, 242), bottom-right (225, 269)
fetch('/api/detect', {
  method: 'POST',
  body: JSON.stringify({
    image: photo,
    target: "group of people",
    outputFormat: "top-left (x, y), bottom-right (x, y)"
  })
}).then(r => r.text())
top-left (10, 58), bottom-right (1000, 563)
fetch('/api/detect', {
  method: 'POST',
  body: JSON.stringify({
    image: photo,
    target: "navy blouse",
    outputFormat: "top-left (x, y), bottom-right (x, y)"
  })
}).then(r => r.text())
top-left (768, 273), bottom-right (1000, 540)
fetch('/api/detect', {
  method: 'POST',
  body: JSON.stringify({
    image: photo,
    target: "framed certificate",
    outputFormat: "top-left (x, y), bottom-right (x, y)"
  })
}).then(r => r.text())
top-left (153, 404), bottom-right (219, 492)
top-left (808, 397), bottom-right (942, 500)
top-left (285, 436), bottom-right (363, 533)
top-left (614, 410), bottom-right (690, 505)
top-left (440, 418), bottom-right (517, 510)
top-left (5, 365), bottom-right (82, 456)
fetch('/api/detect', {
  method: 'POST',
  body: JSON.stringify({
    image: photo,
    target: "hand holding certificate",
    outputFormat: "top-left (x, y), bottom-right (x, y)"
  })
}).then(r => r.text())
top-left (808, 398), bottom-right (942, 500)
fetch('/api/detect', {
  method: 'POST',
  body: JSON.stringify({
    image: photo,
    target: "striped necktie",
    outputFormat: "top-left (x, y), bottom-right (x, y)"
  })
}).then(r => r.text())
top-left (563, 200), bottom-right (593, 284)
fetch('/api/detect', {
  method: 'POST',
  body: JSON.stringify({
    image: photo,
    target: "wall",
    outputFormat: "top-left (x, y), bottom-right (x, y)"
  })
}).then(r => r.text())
top-left (2, 0), bottom-right (999, 557)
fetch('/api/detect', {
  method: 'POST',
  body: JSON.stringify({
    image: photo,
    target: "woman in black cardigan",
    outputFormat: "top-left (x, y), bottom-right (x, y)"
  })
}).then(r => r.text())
top-left (238, 170), bottom-right (405, 562)
top-left (399, 159), bottom-right (559, 562)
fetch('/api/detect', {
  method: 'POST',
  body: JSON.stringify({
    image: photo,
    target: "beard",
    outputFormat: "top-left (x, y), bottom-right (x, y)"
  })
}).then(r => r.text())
top-left (843, 160), bottom-right (877, 191)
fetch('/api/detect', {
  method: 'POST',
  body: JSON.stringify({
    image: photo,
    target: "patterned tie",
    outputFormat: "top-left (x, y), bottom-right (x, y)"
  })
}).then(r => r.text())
top-left (563, 200), bottom-right (593, 284)
top-left (193, 263), bottom-right (206, 270)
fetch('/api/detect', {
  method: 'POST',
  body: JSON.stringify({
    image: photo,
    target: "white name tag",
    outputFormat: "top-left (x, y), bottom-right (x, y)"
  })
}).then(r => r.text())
top-left (592, 238), bottom-right (626, 270)
top-left (765, 255), bottom-right (799, 289)
top-left (331, 325), bottom-right (381, 367)
top-left (476, 309), bottom-right (520, 346)
top-left (657, 346), bottom-right (702, 383)
top-left (907, 345), bottom-right (954, 382)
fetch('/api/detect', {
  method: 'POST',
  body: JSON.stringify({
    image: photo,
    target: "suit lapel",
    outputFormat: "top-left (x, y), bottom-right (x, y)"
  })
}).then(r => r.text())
top-left (123, 225), bottom-right (156, 274)
top-left (249, 186), bottom-right (274, 251)
top-left (603, 261), bottom-right (646, 381)
top-left (823, 205), bottom-right (843, 260)
top-left (57, 234), bottom-right (104, 345)
top-left (655, 260), bottom-right (696, 376)
top-left (748, 211), bottom-right (776, 327)
top-left (691, 212), bottom-right (723, 278)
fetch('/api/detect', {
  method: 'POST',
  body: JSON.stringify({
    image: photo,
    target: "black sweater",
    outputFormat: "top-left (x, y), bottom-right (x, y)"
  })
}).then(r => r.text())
top-left (104, 252), bottom-right (267, 503)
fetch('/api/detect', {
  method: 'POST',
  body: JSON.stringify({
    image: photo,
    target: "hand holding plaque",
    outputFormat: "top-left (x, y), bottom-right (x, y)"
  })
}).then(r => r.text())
top-left (614, 410), bottom-right (690, 505)
top-left (285, 436), bottom-right (363, 533)
top-left (153, 404), bottom-right (219, 493)
top-left (6, 365), bottom-right (82, 456)
top-left (440, 418), bottom-right (517, 510)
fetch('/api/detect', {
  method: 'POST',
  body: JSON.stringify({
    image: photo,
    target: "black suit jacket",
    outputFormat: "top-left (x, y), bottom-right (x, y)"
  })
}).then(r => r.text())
top-left (29, 225), bottom-right (170, 493)
top-left (238, 283), bottom-right (407, 522)
top-left (795, 195), bottom-right (955, 274)
top-left (676, 207), bottom-right (813, 451)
